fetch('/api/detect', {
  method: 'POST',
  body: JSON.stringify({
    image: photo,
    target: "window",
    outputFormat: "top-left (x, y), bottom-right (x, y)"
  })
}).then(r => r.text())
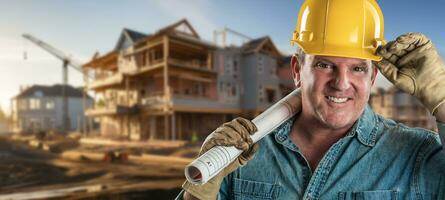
top-left (141, 52), bottom-right (147, 66)
top-left (193, 82), bottom-right (203, 96)
top-left (259, 85), bottom-right (264, 103)
top-left (29, 98), bottom-right (41, 110)
top-left (233, 60), bottom-right (238, 72)
top-left (218, 54), bottom-right (224, 75)
top-left (233, 59), bottom-right (239, 78)
top-left (270, 63), bottom-right (277, 75)
top-left (219, 82), bottom-right (223, 92)
top-left (258, 55), bottom-right (263, 73)
top-left (34, 91), bottom-right (43, 97)
top-left (226, 82), bottom-right (231, 92)
top-left (45, 100), bottom-right (55, 110)
top-left (225, 63), bottom-right (231, 74)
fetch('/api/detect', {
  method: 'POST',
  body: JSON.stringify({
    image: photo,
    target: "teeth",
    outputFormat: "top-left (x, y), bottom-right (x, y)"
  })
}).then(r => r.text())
top-left (327, 96), bottom-right (348, 103)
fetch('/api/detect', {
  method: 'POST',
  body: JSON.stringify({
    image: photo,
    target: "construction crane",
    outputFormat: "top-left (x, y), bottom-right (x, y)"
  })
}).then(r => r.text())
top-left (22, 33), bottom-right (88, 134)
top-left (213, 27), bottom-right (253, 47)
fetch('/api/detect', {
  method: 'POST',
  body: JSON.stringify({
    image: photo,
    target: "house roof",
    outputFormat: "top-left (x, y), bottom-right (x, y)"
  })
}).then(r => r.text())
top-left (154, 18), bottom-right (200, 39)
top-left (142, 18), bottom-right (215, 48)
top-left (14, 84), bottom-right (88, 99)
top-left (114, 28), bottom-right (149, 50)
top-left (242, 36), bottom-right (282, 58)
top-left (242, 36), bottom-right (269, 53)
top-left (83, 50), bottom-right (118, 69)
top-left (86, 19), bottom-right (215, 67)
top-left (124, 28), bottom-right (147, 42)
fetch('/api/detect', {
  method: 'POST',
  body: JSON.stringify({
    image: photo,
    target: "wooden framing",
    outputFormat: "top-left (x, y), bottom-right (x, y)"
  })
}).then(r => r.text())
top-left (83, 51), bottom-right (118, 70)
top-left (255, 38), bottom-right (282, 58)
top-left (169, 38), bottom-right (206, 51)
top-left (207, 51), bottom-right (212, 70)
top-left (126, 38), bottom-right (164, 56)
top-left (85, 19), bottom-right (242, 141)
top-left (163, 36), bottom-right (169, 139)
top-left (172, 105), bottom-right (242, 114)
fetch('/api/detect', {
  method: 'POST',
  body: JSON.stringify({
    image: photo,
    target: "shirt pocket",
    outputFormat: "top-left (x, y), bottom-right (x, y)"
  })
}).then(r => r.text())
top-left (338, 190), bottom-right (398, 200)
top-left (232, 178), bottom-right (281, 200)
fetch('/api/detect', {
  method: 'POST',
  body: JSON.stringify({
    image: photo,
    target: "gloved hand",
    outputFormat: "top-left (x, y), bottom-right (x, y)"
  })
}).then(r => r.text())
top-left (376, 33), bottom-right (445, 114)
top-left (182, 117), bottom-right (258, 200)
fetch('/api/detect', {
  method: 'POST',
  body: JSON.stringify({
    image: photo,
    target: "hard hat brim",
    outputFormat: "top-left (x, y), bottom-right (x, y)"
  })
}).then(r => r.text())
top-left (295, 42), bottom-right (383, 61)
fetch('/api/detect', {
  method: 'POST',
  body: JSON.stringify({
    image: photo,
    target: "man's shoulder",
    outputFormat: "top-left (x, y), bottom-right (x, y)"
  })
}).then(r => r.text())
top-left (375, 114), bottom-right (441, 148)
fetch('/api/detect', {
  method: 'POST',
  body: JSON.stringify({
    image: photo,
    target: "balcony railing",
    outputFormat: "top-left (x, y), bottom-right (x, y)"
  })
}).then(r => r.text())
top-left (172, 93), bottom-right (215, 100)
top-left (86, 103), bottom-right (138, 116)
top-left (93, 71), bottom-right (118, 80)
top-left (87, 73), bottom-right (124, 90)
top-left (127, 59), bottom-right (165, 75)
top-left (168, 58), bottom-right (210, 70)
top-left (140, 92), bottom-right (166, 106)
top-left (140, 59), bottom-right (164, 68)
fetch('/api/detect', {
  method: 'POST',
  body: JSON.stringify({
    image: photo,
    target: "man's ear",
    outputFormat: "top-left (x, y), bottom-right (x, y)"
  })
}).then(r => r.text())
top-left (291, 55), bottom-right (302, 88)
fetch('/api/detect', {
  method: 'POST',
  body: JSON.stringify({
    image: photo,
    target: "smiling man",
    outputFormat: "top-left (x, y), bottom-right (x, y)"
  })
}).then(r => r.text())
top-left (178, 0), bottom-right (445, 199)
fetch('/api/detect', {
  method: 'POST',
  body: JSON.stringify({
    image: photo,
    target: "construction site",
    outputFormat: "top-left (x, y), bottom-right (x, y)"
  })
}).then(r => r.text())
top-left (1, 19), bottom-right (297, 199)
top-left (0, 133), bottom-right (191, 199)
top-left (2, 16), bottom-right (438, 199)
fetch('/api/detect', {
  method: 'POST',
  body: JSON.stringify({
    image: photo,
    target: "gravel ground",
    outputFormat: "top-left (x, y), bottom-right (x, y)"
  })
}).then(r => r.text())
top-left (0, 136), bottom-right (194, 199)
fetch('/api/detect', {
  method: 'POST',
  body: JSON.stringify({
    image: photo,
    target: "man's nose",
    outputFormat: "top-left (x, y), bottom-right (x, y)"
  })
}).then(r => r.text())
top-left (331, 70), bottom-right (351, 90)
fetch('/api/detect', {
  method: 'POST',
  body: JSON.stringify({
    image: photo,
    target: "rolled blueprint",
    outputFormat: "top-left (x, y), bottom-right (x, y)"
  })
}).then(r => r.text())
top-left (184, 89), bottom-right (301, 185)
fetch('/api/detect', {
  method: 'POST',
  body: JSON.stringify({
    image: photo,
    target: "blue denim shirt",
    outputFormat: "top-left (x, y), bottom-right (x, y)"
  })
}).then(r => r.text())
top-left (177, 105), bottom-right (445, 200)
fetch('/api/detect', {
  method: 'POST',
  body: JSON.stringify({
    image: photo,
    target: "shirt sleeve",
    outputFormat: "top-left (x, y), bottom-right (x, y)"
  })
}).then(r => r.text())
top-left (217, 175), bottom-right (231, 200)
top-left (418, 121), bottom-right (445, 198)
top-left (437, 121), bottom-right (445, 147)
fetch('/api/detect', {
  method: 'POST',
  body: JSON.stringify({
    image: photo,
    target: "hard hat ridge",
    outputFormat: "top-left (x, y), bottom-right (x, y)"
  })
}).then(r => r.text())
top-left (291, 0), bottom-right (385, 61)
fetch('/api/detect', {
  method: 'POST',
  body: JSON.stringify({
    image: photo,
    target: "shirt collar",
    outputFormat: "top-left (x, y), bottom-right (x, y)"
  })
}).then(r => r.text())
top-left (273, 115), bottom-right (300, 152)
top-left (273, 104), bottom-right (381, 148)
top-left (348, 105), bottom-right (381, 147)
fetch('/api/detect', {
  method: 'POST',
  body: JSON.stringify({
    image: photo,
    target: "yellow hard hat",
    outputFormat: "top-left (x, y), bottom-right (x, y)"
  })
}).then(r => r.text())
top-left (291, 0), bottom-right (385, 61)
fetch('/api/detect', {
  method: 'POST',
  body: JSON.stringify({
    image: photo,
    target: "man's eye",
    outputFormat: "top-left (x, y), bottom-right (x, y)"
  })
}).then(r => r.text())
top-left (316, 62), bottom-right (332, 69)
top-left (353, 66), bottom-right (368, 72)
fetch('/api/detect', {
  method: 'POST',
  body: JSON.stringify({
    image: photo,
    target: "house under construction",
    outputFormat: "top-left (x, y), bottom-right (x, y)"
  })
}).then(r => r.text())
top-left (369, 86), bottom-right (437, 131)
top-left (83, 19), bottom-right (289, 141)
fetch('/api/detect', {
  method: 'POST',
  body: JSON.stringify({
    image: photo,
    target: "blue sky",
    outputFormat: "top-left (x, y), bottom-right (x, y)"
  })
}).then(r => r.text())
top-left (1, 0), bottom-right (445, 113)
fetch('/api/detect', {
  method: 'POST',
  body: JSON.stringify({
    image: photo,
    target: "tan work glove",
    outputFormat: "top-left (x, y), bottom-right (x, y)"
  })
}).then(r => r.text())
top-left (182, 117), bottom-right (259, 200)
top-left (376, 33), bottom-right (445, 114)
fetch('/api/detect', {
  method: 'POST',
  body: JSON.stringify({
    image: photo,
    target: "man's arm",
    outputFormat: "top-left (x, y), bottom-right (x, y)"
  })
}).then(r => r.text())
top-left (183, 191), bottom-right (199, 200)
top-left (375, 32), bottom-right (445, 198)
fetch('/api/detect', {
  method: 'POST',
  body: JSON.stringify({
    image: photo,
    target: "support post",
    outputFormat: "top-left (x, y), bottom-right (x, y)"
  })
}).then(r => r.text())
top-left (62, 60), bottom-right (69, 134)
top-left (171, 112), bottom-right (176, 140)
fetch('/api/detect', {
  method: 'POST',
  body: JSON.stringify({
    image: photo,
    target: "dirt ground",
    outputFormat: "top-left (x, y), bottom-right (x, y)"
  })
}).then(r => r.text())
top-left (0, 135), bottom-right (200, 199)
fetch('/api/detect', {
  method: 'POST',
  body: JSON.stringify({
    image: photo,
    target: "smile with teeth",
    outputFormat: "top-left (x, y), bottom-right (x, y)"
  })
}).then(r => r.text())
top-left (326, 96), bottom-right (350, 103)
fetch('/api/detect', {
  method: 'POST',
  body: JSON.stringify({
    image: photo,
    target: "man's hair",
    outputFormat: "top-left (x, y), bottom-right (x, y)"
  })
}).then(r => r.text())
top-left (294, 47), bottom-right (377, 71)
top-left (294, 47), bottom-right (306, 66)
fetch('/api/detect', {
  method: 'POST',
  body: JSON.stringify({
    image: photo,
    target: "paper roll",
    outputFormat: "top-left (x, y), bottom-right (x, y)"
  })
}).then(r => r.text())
top-left (184, 89), bottom-right (301, 184)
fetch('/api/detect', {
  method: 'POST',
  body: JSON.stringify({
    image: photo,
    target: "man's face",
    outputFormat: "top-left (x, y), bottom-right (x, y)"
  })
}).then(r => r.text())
top-left (292, 54), bottom-right (377, 129)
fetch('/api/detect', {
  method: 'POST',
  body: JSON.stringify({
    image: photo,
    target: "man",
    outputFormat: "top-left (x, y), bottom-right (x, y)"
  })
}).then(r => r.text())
top-left (178, 0), bottom-right (445, 199)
